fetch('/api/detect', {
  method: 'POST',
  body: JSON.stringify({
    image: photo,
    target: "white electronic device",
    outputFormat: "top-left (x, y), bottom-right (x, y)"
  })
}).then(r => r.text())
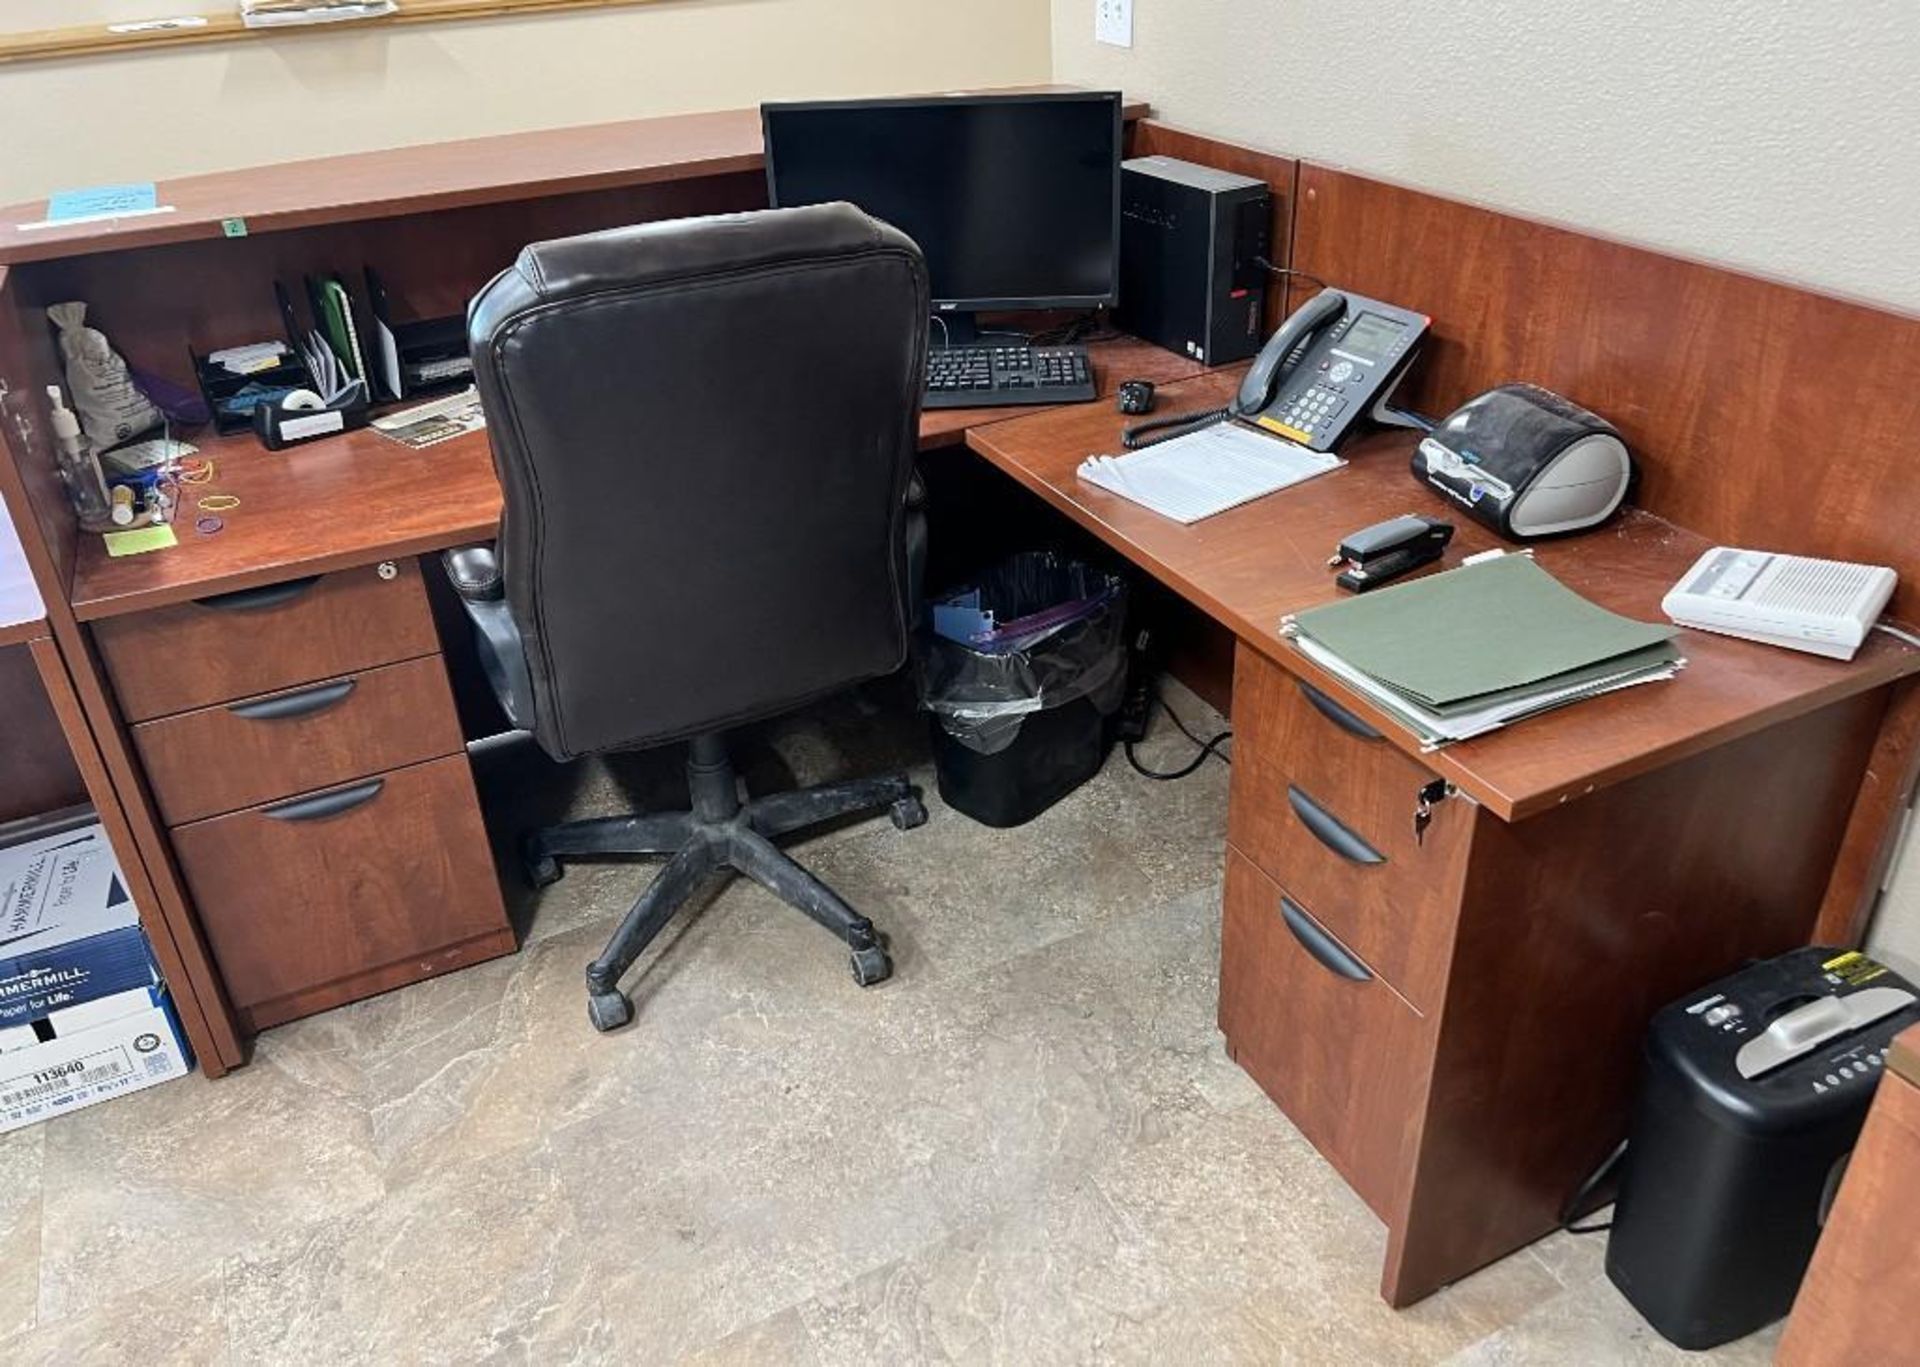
top-left (1662, 548), bottom-right (1897, 661)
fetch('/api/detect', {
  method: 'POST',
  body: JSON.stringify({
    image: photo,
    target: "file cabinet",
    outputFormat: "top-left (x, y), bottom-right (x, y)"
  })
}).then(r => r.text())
top-left (1219, 641), bottom-right (1890, 1306)
top-left (95, 560), bottom-right (513, 1033)
top-left (1219, 849), bottom-right (1425, 1217)
top-left (1226, 658), bottom-right (1471, 1014)
top-left (130, 656), bottom-right (464, 827)
top-left (93, 559), bottom-right (442, 722)
top-left (170, 755), bottom-right (507, 1030)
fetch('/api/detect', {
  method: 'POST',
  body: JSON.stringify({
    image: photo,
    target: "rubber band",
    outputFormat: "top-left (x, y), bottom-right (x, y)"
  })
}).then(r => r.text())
top-left (175, 458), bottom-right (215, 485)
top-left (195, 516), bottom-right (224, 536)
top-left (197, 494), bottom-right (240, 512)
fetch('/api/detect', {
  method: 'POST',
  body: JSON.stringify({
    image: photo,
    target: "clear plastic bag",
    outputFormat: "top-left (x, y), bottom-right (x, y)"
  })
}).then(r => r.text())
top-left (921, 553), bottom-right (1129, 756)
top-left (47, 301), bottom-right (162, 449)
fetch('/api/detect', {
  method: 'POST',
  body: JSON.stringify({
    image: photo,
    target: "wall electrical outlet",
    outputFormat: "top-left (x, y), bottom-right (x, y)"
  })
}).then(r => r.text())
top-left (1095, 0), bottom-right (1133, 48)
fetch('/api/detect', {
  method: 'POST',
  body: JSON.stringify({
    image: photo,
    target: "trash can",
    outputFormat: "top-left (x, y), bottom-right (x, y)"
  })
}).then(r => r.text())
top-left (920, 553), bottom-right (1129, 827)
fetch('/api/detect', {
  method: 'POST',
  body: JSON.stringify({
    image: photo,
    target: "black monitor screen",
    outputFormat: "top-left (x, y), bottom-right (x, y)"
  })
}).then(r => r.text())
top-left (762, 93), bottom-right (1122, 312)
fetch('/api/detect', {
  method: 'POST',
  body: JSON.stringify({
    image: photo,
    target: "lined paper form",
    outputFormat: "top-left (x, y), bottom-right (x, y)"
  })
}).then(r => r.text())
top-left (1077, 421), bottom-right (1343, 523)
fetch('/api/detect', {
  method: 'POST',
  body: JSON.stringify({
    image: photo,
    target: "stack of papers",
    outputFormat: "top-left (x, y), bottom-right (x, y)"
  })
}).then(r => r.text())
top-left (1078, 421), bottom-right (1343, 524)
top-left (241, 0), bottom-right (397, 26)
top-left (371, 387), bottom-right (487, 450)
top-left (1282, 554), bottom-right (1685, 746)
top-left (208, 341), bottom-right (290, 376)
top-left (296, 327), bottom-right (366, 409)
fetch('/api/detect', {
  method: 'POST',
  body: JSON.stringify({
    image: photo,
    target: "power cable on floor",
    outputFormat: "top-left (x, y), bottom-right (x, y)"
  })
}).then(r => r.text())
top-left (1125, 694), bottom-right (1232, 781)
top-left (1561, 1139), bottom-right (1627, 1235)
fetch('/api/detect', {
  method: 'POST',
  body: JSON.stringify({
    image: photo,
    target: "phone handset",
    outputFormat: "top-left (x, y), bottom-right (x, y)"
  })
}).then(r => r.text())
top-left (1121, 289), bottom-right (1349, 450)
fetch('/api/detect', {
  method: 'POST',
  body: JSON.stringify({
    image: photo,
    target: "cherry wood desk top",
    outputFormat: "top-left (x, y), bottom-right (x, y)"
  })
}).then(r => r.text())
top-left (64, 346), bottom-right (1918, 821)
top-left (70, 422), bottom-right (502, 621)
top-left (917, 335), bottom-right (1205, 448)
top-left (0, 92), bottom-right (1147, 268)
top-left (965, 370), bottom-right (1920, 821)
top-left (68, 334), bottom-right (1203, 621)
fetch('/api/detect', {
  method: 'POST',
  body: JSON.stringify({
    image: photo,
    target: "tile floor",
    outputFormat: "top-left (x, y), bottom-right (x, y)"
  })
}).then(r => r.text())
top-left (0, 681), bottom-right (1784, 1364)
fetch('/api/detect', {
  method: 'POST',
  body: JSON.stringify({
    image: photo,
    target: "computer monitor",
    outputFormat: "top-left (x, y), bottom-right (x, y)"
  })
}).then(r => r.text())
top-left (761, 92), bottom-right (1122, 336)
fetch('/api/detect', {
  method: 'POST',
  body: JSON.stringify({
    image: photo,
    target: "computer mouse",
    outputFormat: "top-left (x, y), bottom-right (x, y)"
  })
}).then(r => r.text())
top-left (1117, 380), bottom-right (1156, 415)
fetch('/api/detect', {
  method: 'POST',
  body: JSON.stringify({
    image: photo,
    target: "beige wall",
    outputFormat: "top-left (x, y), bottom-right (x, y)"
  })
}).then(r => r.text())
top-left (1880, 816), bottom-right (1920, 980)
top-left (1052, 0), bottom-right (1920, 312)
top-left (1053, 0), bottom-right (1920, 965)
top-left (0, 0), bottom-right (1053, 204)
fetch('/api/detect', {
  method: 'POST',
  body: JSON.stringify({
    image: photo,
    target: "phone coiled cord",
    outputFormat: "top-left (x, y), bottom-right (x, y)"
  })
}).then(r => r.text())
top-left (1121, 405), bottom-right (1233, 450)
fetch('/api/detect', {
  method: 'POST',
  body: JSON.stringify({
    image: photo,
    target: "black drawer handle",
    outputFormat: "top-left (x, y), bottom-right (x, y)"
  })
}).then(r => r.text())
top-left (1287, 785), bottom-right (1385, 865)
top-left (261, 778), bottom-right (385, 823)
top-left (194, 575), bottom-right (322, 613)
top-left (1279, 896), bottom-right (1373, 982)
top-left (1296, 678), bottom-right (1383, 740)
top-left (228, 678), bottom-right (357, 722)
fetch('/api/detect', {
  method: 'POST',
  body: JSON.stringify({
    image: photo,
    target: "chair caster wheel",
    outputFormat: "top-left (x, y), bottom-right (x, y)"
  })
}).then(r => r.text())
top-left (849, 944), bottom-right (893, 987)
top-left (889, 795), bottom-right (928, 831)
top-left (523, 847), bottom-right (562, 890)
top-left (587, 990), bottom-right (633, 1033)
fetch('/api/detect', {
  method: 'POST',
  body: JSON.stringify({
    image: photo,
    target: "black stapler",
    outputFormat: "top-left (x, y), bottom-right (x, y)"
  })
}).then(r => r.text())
top-left (1328, 514), bottom-right (1454, 592)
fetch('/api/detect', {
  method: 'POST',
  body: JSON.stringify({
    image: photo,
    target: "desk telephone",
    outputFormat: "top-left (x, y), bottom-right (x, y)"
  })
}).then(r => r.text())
top-left (1123, 288), bottom-right (1431, 452)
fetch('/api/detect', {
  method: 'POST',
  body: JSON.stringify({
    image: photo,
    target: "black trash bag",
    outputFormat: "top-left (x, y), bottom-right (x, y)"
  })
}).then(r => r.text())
top-left (920, 552), bottom-right (1129, 758)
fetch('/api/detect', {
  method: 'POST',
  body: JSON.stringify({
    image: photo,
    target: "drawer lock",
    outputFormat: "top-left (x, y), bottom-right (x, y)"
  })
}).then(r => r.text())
top-left (1413, 779), bottom-right (1454, 846)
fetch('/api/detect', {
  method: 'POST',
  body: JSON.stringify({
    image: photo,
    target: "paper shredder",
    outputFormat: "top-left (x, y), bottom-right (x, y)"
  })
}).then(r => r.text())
top-left (1605, 946), bottom-right (1920, 1349)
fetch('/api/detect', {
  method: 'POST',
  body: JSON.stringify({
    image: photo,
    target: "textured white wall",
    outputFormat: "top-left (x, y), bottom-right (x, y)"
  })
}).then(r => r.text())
top-left (1877, 817), bottom-right (1920, 980)
top-left (1051, 0), bottom-right (1920, 311)
top-left (0, 0), bottom-right (1053, 205)
top-left (1053, 0), bottom-right (1920, 960)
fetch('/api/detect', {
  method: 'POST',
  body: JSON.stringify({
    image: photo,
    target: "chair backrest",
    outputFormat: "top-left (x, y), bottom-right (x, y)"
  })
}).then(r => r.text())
top-left (469, 203), bottom-right (929, 760)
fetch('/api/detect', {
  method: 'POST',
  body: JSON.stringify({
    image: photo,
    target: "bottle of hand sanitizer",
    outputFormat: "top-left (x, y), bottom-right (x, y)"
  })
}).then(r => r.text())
top-left (45, 384), bottom-right (114, 530)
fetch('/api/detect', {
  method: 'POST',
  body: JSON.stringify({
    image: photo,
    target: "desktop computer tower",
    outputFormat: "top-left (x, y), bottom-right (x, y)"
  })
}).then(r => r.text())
top-left (1116, 156), bottom-right (1271, 365)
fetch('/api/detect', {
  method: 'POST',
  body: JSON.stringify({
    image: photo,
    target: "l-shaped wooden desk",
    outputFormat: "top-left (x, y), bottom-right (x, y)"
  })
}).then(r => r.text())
top-left (966, 372), bottom-right (1917, 1303)
top-left (2, 100), bottom-right (1917, 1309)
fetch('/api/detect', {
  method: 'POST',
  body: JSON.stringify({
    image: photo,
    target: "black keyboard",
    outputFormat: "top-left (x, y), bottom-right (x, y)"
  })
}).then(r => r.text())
top-left (923, 344), bottom-right (1097, 409)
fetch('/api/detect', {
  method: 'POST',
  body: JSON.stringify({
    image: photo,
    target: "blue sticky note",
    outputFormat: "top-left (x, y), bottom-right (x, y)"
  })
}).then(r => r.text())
top-left (46, 183), bottom-right (158, 222)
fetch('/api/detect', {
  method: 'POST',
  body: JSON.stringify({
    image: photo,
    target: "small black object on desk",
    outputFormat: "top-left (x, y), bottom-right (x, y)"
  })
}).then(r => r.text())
top-left (1117, 379), bottom-right (1156, 415)
top-left (1329, 513), bottom-right (1453, 592)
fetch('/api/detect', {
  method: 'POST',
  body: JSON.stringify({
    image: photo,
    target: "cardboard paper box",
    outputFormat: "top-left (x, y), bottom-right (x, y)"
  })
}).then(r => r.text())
top-left (0, 985), bottom-right (192, 1134)
top-left (0, 819), bottom-right (157, 1027)
top-left (0, 815), bottom-right (193, 1131)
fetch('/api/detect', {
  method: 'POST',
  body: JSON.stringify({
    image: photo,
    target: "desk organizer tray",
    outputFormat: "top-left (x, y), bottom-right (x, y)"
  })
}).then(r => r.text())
top-left (190, 347), bottom-right (317, 435)
top-left (366, 267), bottom-right (472, 401)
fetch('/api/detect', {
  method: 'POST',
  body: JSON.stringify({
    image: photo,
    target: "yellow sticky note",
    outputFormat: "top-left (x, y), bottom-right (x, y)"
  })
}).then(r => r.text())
top-left (103, 525), bottom-right (179, 557)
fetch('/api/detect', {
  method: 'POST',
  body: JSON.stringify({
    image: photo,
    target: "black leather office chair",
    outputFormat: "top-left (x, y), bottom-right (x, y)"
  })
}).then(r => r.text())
top-left (447, 203), bottom-right (932, 1032)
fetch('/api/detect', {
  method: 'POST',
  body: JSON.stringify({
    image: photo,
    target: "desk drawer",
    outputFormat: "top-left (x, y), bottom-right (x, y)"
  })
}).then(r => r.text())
top-left (1227, 645), bottom-right (1472, 1012)
top-left (132, 656), bottom-right (466, 826)
top-left (94, 560), bottom-right (440, 722)
top-left (1219, 850), bottom-right (1427, 1220)
top-left (170, 753), bottom-right (511, 1032)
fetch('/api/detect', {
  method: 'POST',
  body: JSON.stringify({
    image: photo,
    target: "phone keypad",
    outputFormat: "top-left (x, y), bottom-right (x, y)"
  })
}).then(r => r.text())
top-left (1279, 384), bottom-right (1349, 437)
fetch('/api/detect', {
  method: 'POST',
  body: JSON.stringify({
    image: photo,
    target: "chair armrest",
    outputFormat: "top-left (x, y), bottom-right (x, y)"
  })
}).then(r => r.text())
top-left (439, 544), bottom-right (534, 729)
top-left (443, 544), bottom-right (504, 602)
top-left (905, 466), bottom-right (928, 622)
